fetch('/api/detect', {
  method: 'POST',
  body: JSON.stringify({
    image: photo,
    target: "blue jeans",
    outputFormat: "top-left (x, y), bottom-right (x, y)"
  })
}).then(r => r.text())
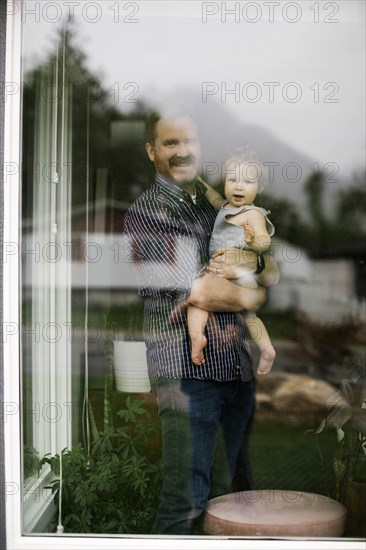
top-left (152, 377), bottom-right (255, 535)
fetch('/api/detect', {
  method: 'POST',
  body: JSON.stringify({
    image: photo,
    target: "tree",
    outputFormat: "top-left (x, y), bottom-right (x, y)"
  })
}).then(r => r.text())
top-left (256, 193), bottom-right (309, 247)
top-left (335, 176), bottom-right (366, 245)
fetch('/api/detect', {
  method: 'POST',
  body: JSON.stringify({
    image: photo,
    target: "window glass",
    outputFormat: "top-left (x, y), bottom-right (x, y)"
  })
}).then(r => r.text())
top-left (20, 0), bottom-right (365, 539)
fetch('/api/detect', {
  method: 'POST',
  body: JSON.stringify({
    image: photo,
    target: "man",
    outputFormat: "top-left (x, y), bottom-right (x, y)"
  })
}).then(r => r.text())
top-left (124, 109), bottom-right (278, 535)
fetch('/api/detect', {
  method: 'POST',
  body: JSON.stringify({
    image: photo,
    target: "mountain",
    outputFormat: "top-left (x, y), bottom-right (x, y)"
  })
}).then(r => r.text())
top-left (151, 90), bottom-right (315, 211)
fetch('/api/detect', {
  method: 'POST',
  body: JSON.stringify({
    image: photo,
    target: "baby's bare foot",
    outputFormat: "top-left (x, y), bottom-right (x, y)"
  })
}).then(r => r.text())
top-left (190, 333), bottom-right (208, 365)
top-left (257, 345), bottom-right (276, 375)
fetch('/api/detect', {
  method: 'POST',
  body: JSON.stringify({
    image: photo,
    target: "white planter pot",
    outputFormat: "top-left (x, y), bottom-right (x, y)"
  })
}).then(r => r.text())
top-left (113, 341), bottom-right (151, 393)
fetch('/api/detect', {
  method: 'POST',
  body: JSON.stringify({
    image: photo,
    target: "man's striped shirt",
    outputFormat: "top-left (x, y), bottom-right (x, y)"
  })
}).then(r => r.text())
top-left (123, 174), bottom-right (252, 383)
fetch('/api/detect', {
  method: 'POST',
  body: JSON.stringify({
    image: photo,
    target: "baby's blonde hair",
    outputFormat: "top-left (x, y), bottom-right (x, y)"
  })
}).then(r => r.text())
top-left (225, 145), bottom-right (268, 191)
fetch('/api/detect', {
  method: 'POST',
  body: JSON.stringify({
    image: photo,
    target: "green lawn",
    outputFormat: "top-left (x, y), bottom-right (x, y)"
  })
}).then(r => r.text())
top-left (249, 419), bottom-right (338, 498)
top-left (87, 389), bottom-right (340, 500)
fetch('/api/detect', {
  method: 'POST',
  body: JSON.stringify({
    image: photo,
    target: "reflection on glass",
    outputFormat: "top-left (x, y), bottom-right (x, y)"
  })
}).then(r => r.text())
top-left (20, 0), bottom-right (365, 538)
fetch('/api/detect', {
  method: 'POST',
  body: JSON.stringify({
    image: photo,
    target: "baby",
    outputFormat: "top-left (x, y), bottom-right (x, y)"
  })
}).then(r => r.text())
top-left (187, 147), bottom-right (277, 375)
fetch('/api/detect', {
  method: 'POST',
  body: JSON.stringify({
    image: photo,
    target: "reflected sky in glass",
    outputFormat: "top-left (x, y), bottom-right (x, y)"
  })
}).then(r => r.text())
top-left (22, 0), bottom-right (365, 176)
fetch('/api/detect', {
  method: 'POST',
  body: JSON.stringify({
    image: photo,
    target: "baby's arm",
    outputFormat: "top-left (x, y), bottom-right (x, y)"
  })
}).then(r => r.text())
top-left (197, 176), bottom-right (225, 211)
top-left (242, 210), bottom-right (271, 254)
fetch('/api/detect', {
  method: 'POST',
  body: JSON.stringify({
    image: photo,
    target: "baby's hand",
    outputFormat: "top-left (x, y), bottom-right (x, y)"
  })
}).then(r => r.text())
top-left (243, 221), bottom-right (255, 247)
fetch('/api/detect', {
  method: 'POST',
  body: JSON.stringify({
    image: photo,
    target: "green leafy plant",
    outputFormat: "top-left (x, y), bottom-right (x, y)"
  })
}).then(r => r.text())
top-left (307, 364), bottom-right (366, 503)
top-left (23, 445), bottom-right (40, 480)
top-left (105, 301), bottom-right (144, 341)
top-left (41, 396), bottom-right (162, 534)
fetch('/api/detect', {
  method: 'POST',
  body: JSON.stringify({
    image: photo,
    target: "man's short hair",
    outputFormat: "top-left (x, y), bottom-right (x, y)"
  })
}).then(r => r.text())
top-left (145, 106), bottom-right (196, 145)
top-left (145, 111), bottom-right (161, 145)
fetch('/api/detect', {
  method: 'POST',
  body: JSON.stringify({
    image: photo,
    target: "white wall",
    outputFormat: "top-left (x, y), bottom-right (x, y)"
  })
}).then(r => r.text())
top-left (22, 234), bottom-right (365, 321)
top-left (269, 240), bottom-right (364, 321)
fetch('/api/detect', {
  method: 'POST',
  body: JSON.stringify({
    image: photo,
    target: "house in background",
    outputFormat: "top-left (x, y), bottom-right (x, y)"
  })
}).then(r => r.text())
top-left (269, 239), bottom-right (365, 322)
top-left (24, 200), bottom-right (365, 322)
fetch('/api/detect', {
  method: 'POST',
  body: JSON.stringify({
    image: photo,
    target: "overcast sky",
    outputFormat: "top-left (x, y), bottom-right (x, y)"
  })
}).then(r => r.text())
top-left (23, 0), bottom-right (365, 177)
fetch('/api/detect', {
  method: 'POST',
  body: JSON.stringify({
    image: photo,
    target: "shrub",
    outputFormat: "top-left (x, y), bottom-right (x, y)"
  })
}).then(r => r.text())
top-left (41, 397), bottom-right (162, 534)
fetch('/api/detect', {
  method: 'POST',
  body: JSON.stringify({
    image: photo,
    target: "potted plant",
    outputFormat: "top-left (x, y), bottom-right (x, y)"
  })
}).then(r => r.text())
top-left (40, 395), bottom-right (162, 534)
top-left (24, 445), bottom-right (40, 480)
top-left (106, 301), bottom-right (151, 393)
top-left (113, 340), bottom-right (150, 393)
top-left (309, 363), bottom-right (366, 536)
top-left (39, 334), bottom-right (161, 534)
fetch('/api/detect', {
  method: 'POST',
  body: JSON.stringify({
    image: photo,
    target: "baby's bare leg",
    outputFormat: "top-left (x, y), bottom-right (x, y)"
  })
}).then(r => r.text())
top-left (246, 313), bottom-right (276, 375)
top-left (187, 304), bottom-right (208, 365)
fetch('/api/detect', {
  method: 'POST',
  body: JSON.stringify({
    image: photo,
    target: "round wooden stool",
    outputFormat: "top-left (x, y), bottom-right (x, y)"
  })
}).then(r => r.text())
top-left (204, 490), bottom-right (346, 537)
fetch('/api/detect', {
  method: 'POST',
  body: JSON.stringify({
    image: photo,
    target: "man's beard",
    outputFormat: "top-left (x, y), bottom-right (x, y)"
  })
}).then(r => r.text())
top-left (169, 155), bottom-right (198, 187)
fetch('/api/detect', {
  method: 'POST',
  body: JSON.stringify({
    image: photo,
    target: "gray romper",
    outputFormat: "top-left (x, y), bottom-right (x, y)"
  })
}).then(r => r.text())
top-left (209, 202), bottom-right (275, 288)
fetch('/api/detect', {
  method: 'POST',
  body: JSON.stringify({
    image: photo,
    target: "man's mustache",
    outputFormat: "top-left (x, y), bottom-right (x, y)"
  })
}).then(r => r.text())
top-left (169, 155), bottom-right (195, 167)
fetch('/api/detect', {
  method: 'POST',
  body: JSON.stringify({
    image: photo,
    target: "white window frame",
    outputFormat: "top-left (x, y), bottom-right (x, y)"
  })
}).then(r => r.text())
top-left (20, 23), bottom-right (73, 533)
top-left (2, 1), bottom-right (364, 549)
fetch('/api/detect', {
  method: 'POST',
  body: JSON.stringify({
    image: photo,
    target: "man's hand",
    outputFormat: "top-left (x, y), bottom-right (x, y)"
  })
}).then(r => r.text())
top-left (190, 273), bottom-right (266, 313)
top-left (208, 247), bottom-right (257, 280)
top-left (208, 247), bottom-right (279, 288)
top-left (189, 246), bottom-right (278, 313)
